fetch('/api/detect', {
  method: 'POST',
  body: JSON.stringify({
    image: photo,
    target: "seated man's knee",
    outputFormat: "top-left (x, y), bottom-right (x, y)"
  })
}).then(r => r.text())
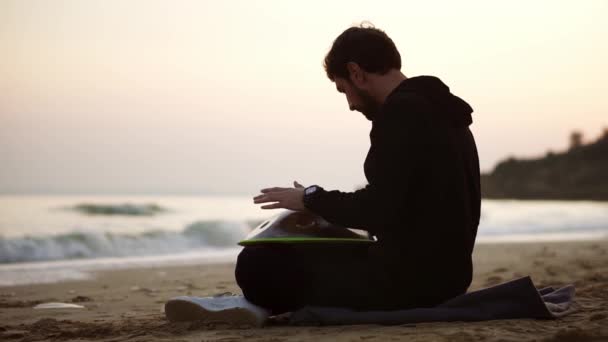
top-left (235, 247), bottom-right (277, 289)
top-left (234, 246), bottom-right (308, 312)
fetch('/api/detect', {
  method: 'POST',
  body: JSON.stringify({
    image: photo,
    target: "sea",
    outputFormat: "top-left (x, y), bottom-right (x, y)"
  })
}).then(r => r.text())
top-left (1, 195), bottom-right (607, 286)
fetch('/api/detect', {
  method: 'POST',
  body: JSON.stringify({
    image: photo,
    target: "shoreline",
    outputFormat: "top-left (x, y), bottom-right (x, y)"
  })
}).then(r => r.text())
top-left (1, 240), bottom-right (608, 341)
top-left (2, 235), bottom-right (608, 287)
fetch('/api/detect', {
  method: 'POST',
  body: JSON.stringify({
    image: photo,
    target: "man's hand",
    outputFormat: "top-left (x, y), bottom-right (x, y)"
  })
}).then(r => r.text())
top-left (253, 181), bottom-right (307, 211)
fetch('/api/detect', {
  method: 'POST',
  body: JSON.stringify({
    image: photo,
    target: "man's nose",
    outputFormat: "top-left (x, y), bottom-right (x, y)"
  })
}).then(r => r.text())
top-left (349, 104), bottom-right (355, 111)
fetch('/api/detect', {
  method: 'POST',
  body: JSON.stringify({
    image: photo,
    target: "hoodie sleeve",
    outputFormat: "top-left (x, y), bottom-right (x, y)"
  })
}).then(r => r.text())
top-left (303, 183), bottom-right (398, 235)
top-left (303, 95), bottom-right (431, 234)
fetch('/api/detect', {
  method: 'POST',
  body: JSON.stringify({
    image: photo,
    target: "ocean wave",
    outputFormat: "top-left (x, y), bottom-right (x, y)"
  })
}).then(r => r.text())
top-left (69, 203), bottom-right (167, 216)
top-left (0, 220), bottom-right (248, 264)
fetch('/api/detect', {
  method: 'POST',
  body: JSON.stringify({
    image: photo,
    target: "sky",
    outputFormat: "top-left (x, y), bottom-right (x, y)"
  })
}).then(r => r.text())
top-left (1, 0), bottom-right (607, 195)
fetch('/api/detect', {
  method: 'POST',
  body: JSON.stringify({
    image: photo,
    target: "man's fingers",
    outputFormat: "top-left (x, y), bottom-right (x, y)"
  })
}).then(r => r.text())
top-left (254, 191), bottom-right (285, 203)
top-left (261, 187), bottom-right (288, 193)
top-left (261, 202), bottom-right (283, 209)
top-left (253, 195), bottom-right (273, 203)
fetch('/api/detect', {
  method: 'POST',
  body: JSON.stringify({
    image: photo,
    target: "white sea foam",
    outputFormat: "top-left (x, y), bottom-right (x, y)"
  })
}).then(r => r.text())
top-left (479, 200), bottom-right (608, 237)
top-left (0, 248), bottom-right (241, 286)
top-left (0, 220), bottom-right (249, 263)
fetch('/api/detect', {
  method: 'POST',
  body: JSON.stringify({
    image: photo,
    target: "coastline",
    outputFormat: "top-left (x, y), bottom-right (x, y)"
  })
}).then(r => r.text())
top-left (1, 240), bottom-right (608, 341)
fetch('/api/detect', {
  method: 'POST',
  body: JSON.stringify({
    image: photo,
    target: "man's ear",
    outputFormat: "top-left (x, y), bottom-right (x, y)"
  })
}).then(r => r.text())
top-left (346, 62), bottom-right (364, 85)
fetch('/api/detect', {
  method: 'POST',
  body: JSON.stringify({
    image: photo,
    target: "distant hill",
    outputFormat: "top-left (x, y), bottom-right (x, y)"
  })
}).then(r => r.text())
top-left (481, 130), bottom-right (608, 200)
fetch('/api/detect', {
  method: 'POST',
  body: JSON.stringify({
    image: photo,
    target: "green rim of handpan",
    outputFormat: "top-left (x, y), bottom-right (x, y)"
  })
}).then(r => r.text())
top-left (238, 237), bottom-right (375, 246)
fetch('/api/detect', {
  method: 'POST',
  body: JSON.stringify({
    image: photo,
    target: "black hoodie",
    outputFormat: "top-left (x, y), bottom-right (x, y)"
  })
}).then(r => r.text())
top-left (304, 76), bottom-right (481, 302)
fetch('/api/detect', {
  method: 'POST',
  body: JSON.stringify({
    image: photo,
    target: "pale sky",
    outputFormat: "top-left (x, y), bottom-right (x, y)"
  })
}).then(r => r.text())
top-left (1, 0), bottom-right (607, 195)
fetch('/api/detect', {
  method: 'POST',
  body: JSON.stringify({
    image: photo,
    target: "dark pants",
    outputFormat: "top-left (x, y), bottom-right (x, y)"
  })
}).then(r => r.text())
top-left (234, 244), bottom-right (421, 315)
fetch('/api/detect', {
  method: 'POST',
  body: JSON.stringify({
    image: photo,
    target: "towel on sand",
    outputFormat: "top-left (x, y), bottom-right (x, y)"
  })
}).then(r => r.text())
top-left (289, 276), bottom-right (576, 326)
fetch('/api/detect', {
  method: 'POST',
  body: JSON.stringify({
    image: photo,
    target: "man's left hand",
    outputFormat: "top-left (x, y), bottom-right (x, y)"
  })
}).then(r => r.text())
top-left (253, 181), bottom-right (307, 211)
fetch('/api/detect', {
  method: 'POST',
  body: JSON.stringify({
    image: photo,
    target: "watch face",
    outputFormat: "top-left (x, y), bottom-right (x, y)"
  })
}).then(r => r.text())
top-left (305, 186), bottom-right (317, 195)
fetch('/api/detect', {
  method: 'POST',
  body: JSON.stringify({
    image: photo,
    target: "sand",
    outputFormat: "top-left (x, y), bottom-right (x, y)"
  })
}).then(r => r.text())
top-left (1, 240), bottom-right (608, 341)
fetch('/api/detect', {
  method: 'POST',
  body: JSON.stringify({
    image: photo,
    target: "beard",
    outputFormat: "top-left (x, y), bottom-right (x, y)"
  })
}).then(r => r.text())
top-left (352, 85), bottom-right (380, 121)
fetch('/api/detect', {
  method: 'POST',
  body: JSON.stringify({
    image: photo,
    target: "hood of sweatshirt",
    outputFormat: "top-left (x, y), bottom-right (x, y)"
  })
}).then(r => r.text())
top-left (385, 75), bottom-right (474, 127)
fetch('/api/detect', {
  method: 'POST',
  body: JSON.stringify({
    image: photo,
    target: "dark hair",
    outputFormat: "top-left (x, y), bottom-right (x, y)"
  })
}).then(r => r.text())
top-left (324, 23), bottom-right (401, 81)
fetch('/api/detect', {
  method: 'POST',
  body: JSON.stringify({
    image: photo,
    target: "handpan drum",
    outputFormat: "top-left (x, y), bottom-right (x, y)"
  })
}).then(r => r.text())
top-left (238, 210), bottom-right (375, 246)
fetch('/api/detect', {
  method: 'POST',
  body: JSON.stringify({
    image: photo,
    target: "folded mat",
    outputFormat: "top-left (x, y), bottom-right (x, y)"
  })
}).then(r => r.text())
top-left (289, 276), bottom-right (576, 325)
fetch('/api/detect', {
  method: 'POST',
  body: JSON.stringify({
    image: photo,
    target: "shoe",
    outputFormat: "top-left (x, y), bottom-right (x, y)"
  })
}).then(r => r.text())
top-left (164, 294), bottom-right (270, 327)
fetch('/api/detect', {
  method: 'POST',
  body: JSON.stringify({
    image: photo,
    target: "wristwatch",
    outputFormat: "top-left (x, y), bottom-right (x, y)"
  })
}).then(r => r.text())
top-left (303, 185), bottom-right (323, 208)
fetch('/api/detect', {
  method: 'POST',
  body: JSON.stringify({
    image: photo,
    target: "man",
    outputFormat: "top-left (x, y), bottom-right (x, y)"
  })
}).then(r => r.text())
top-left (166, 24), bottom-right (480, 325)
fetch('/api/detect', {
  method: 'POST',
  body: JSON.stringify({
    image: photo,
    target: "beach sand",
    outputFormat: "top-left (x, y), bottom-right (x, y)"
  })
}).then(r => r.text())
top-left (1, 240), bottom-right (607, 341)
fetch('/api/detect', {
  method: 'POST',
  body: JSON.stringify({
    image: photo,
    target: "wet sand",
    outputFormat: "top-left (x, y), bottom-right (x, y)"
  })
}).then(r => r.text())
top-left (1, 240), bottom-right (607, 341)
